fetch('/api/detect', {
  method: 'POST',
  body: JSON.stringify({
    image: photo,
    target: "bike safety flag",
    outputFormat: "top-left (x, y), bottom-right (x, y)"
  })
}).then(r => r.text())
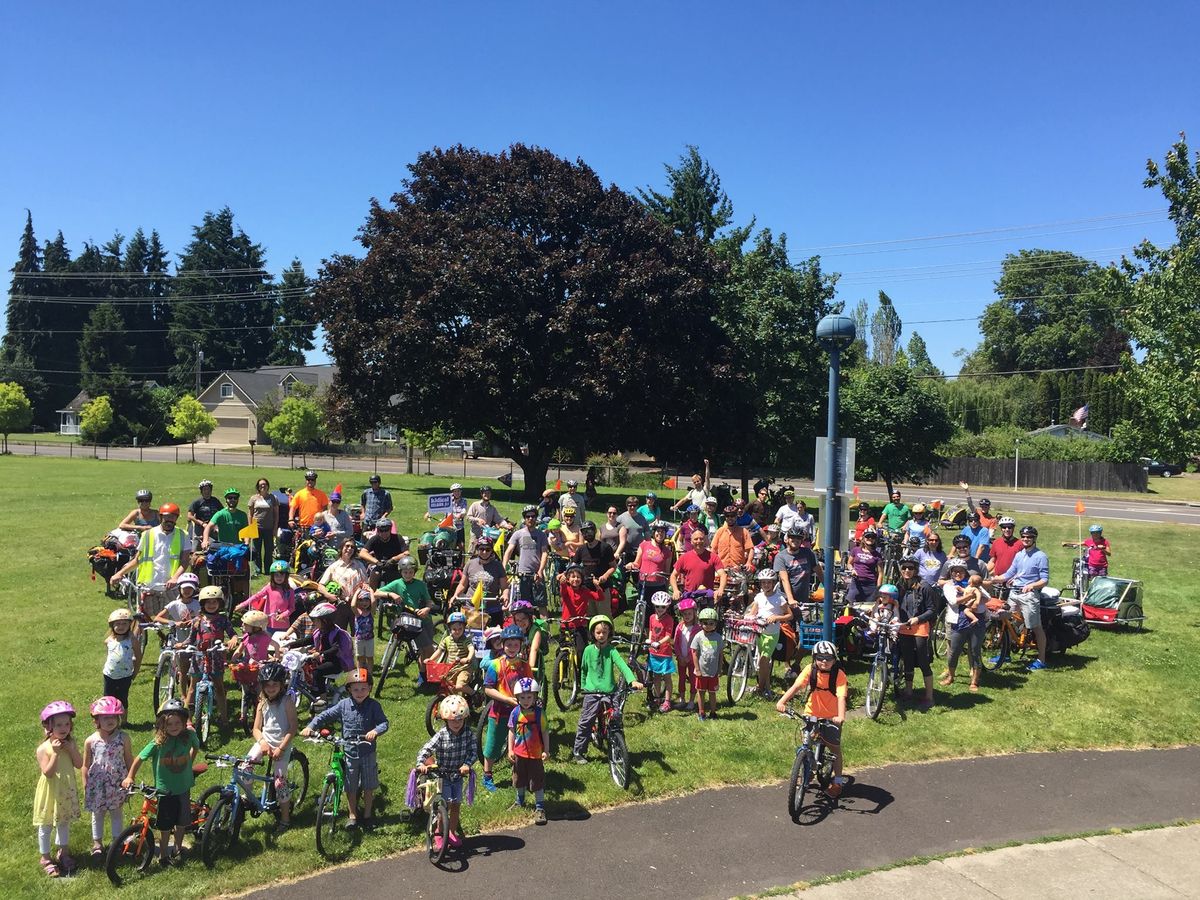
top-left (238, 521), bottom-right (259, 540)
top-left (493, 529), bottom-right (507, 555)
top-left (496, 472), bottom-right (513, 488)
top-left (662, 477), bottom-right (677, 489)
top-left (555, 479), bottom-right (562, 492)
top-left (438, 513), bottom-right (454, 529)
top-left (1075, 500), bottom-right (1086, 515)
top-left (471, 579), bottom-right (484, 607)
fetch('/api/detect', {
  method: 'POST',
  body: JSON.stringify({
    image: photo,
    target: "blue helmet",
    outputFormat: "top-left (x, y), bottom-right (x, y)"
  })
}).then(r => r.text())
top-left (500, 624), bottom-right (524, 641)
top-left (1089, 524), bottom-right (1103, 533)
top-left (447, 611), bottom-right (467, 625)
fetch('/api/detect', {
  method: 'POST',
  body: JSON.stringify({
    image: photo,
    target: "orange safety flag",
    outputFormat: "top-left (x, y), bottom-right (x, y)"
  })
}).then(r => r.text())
top-left (334, 482), bottom-right (343, 495)
top-left (238, 521), bottom-right (259, 540)
top-left (663, 477), bottom-right (677, 490)
top-left (555, 479), bottom-right (562, 492)
top-left (438, 513), bottom-right (454, 529)
top-left (1075, 500), bottom-right (1086, 515)
top-left (852, 484), bottom-right (860, 497)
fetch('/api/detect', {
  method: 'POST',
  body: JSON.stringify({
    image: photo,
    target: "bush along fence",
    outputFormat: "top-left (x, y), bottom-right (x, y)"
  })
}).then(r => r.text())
top-left (929, 457), bottom-right (1148, 493)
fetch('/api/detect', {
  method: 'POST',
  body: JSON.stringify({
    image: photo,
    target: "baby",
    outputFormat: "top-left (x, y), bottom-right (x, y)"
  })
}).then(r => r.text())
top-left (955, 574), bottom-right (986, 627)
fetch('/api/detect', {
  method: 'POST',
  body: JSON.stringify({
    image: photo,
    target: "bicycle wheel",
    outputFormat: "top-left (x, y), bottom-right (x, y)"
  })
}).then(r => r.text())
top-left (727, 645), bottom-right (750, 704)
top-left (152, 654), bottom-right (174, 718)
top-left (285, 750), bottom-right (310, 811)
top-left (375, 638), bottom-right (398, 698)
top-left (608, 729), bottom-right (630, 789)
top-left (839, 619), bottom-right (866, 661)
top-left (196, 687), bottom-right (212, 747)
top-left (425, 695), bottom-right (442, 736)
top-left (981, 621), bottom-right (1008, 671)
top-left (201, 794), bottom-right (240, 868)
top-left (814, 741), bottom-right (834, 791)
top-left (426, 796), bottom-right (450, 863)
top-left (931, 608), bottom-right (948, 659)
top-left (864, 653), bottom-right (887, 719)
top-left (553, 648), bottom-right (578, 711)
top-left (106, 822), bottom-right (154, 886)
top-left (787, 750), bottom-right (812, 819)
top-left (475, 701), bottom-right (492, 762)
top-left (240, 687), bottom-right (256, 737)
top-left (315, 778), bottom-right (353, 860)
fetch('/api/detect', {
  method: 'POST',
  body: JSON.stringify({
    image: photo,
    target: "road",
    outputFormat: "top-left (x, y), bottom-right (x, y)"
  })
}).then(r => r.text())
top-left (245, 746), bottom-right (1200, 900)
top-left (9, 442), bottom-right (1199, 526)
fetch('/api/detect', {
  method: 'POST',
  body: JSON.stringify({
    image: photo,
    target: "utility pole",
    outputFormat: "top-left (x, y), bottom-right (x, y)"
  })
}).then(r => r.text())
top-left (194, 342), bottom-right (204, 396)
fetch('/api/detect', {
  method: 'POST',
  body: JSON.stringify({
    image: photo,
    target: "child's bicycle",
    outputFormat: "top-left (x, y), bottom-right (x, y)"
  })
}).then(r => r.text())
top-left (423, 659), bottom-right (483, 735)
top-left (230, 660), bottom-right (260, 737)
top-left (779, 707), bottom-right (837, 817)
top-left (198, 750), bottom-right (310, 866)
top-left (589, 680), bottom-right (638, 789)
top-left (105, 775), bottom-right (210, 886)
top-left (188, 645), bottom-right (224, 747)
top-left (412, 764), bottom-right (469, 865)
top-left (150, 628), bottom-right (189, 718)
top-left (864, 619), bottom-right (902, 720)
top-left (279, 647), bottom-right (346, 714)
top-left (374, 611), bottom-right (426, 699)
top-left (724, 615), bottom-right (765, 704)
top-left (304, 730), bottom-right (374, 860)
top-left (551, 616), bottom-right (589, 711)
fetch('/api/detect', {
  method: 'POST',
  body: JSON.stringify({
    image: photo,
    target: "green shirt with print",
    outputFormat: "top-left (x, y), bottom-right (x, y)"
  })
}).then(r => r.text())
top-left (138, 730), bottom-right (202, 795)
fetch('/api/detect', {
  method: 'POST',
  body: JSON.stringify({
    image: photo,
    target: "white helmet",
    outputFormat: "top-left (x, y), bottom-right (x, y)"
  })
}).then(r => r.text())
top-left (812, 640), bottom-right (837, 657)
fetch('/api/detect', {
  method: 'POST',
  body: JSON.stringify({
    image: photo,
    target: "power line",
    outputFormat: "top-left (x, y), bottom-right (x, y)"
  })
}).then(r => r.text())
top-left (916, 363), bottom-right (1121, 381)
top-left (10, 267), bottom-right (270, 279)
top-left (3, 322), bottom-right (318, 335)
top-left (9, 287), bottom-right (310, 305)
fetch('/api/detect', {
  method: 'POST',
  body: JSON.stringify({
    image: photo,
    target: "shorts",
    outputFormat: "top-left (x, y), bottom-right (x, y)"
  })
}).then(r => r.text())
top-left (484, 715), bottom-right (510, 762)
top-left (155, 791), bottom-right (190, 830)
top-left (1085, 564), bottom-right (1108, 577)
top-left (416, 620), bottom-right (436, 651)
top-left (647, 654), bottom-right (676, 676)
top-left (816, 721), bottom-right (842, 747)
top-left (693, 674), bottom-right (719, 692)
top-left (1013, 590), bottom-right (1042, 630)
top-left (354, 637), bottom-right (375, 658)
top-left (345, 751), bottom-right (380, 794)
top-left (442, 774), bottom-right (464, 804)
top-left (512, 756), bottom-right (546, 792)
top-left (757, 630), bottom-right (780, 659)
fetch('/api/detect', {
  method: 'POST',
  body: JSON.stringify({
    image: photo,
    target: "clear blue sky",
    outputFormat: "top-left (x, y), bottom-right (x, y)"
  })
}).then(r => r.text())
top-left (2, 0), bottom-right (1196, 373)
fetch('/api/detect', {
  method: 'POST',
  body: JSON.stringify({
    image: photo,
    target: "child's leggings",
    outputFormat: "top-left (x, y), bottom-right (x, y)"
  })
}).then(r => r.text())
top-left (37, 824), bottom-right (70, 855)
top-left (91, 809), bottom-right (124, 842)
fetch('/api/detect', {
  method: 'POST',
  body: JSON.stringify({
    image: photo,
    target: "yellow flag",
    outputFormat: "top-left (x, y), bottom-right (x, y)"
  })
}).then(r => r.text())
top-left (238, 521), bottom-right (259, 540)
top-left (471, 580), bottom-right (484, 606)
top-left (493, 530), bottom-right (507, 555)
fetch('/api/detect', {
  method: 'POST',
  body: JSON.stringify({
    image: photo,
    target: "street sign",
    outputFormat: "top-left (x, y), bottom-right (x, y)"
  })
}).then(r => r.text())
top-left (427, 493), bottom-right (452, 513)
top-left (813, 437), bottom-right (856, 494)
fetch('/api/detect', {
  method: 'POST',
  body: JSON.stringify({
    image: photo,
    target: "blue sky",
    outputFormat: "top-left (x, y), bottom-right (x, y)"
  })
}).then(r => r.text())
top-left (2, 0), bottom-right (1196, 373)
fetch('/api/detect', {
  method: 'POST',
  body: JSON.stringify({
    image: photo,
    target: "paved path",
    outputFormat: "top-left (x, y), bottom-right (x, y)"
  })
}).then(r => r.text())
top-left (787, 823), bottom-right (1200, 899)
top-left (246, 746), bottom-right (1200, 900)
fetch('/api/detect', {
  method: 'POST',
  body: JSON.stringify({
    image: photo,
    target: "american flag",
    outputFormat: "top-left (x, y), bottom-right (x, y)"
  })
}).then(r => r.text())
top-left (1070, 403), bottom-right (1089, 427)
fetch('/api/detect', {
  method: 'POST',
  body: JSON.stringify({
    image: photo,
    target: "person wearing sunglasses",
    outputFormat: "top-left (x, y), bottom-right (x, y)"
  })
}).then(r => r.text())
top-left (775, 640), bottom-right (848, 798)
top-left (915, 533), bottom-right (947, 588)
top-left (988, 517), bottom-right (1021, 578)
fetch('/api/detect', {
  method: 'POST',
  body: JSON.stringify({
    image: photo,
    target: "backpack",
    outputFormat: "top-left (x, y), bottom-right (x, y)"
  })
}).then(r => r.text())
top-left (808, 661), bottom-right (842, 697)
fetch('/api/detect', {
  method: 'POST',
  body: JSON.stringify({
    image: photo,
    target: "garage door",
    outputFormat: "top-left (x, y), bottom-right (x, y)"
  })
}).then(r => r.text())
top-left (209, 417), bottom-right (250, 445)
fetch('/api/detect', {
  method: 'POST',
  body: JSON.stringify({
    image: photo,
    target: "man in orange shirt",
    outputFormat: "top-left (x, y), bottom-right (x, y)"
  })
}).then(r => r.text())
top-left (289, 469), bottom-right (330, 529)
top-left (711, 505), bottom-right (754, 570)
top-left (776, 639), bottom-right (848, 797)
top-left (960, 482), bottom-right (998, 532)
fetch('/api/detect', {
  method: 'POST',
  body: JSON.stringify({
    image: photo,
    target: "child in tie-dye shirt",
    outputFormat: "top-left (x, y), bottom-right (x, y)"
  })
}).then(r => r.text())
top-left (506, 677), bottom-right (548, 825)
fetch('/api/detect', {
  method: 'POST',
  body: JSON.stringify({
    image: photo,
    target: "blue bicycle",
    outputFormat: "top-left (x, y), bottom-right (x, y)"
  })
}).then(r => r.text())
top-left (188, 645), bottom-right (224, 747)
top-left (198, 750), bottom-right (310, 866)
top-left (864, 620), bottom-right (902, 720)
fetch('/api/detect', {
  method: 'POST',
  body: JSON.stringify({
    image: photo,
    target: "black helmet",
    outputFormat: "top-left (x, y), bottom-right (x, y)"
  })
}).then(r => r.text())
top-left (952, 534), bottom-right (971, 547)
top-left (259, 662), bottom-right (287, 685)
top-left (522, 504), bottom-right (538, 517)
top-left (786, 524), bottom-right (806, 539)
top-left (136, 489), bottom-right (152, 502)
top-left (979, 498), bottom-right (991, 507)
top-left (900, 556), bottom-right (919, 568)
top-left (1020, 525), bottom-right (1038, 537)
top-left (304, 470), bottom-right (317, 480)
top-left (157, 698), bottom-right (189, 719)
top-left (580, 521), bottom-right (597, 535)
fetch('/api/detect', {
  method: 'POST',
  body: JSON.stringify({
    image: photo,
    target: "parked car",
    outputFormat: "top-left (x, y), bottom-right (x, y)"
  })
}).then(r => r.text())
top-left (439, 438), bottom-right (480, 458)
top-left (1139, 457), bottom-right (1184, 477)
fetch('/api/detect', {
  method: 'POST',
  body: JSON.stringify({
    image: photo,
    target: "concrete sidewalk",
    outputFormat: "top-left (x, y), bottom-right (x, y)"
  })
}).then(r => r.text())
top-left (779, 823), bottom-right (1200, 899)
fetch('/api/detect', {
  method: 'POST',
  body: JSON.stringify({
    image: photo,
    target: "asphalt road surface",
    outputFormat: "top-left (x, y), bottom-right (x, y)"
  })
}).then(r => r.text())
top-left (10, 442), bottom-right (1199, 526)
top-left (246, 746), bottom-right (1200, 900)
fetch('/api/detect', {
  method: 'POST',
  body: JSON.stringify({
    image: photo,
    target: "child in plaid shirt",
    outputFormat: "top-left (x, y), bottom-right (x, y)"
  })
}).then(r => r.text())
top-left (507, 678), bottom-right (549, 825)
top-left (416, 695), bottom-right (478, 852)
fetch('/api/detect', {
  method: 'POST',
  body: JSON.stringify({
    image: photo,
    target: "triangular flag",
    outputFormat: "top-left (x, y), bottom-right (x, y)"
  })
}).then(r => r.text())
top-left (497, 472), bottom-right (513, 488)
top-left (438, 513), bottom-right (454, 529)
top-left (1074, 500), bottom-right (1086, 515)
top-left (493, 530), bottom-right (507, 554)
top-left (334, 482), bottom-right (343, 495)
top-left (852, 485), bottom-right (860, 497)
top-left (238, 521), bottom-right (259, 540)
top-left (663, 477), bottom-right (677, 489)
top-left (555, 479), bottom-right (562, 492)
top-left (471, 580), bottom-right (484, 607)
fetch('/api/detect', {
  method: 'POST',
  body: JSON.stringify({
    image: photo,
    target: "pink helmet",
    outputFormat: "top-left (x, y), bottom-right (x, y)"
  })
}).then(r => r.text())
top-left (177, 572), bottom-right (200, 591)
top-left (90, 696), bottom-right (126, 717)
top-left (40, 700), bottom-right (76, 726)
top-left (677, 597), bottom-right (696, 611)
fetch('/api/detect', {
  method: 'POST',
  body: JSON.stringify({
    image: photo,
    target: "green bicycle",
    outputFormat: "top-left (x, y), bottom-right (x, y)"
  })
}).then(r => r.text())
top-left (305, 730), bottom-right (373, 860)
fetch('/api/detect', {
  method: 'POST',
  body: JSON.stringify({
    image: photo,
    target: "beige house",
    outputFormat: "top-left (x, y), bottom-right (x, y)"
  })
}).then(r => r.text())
top-left (196, 365), bottom-right (336, 445)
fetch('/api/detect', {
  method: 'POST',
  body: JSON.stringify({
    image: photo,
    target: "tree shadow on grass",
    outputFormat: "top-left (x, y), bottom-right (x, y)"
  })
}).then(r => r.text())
top-left (1046, 652), bottom-right (1098, 671)
top-left (935, 690), bottom-right (995, 711)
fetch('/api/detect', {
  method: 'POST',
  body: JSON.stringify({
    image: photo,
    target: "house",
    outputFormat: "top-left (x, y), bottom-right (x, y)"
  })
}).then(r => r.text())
top-left (197, 364), bottom-right (337, 445)
top-left (1026, 424), bottom-right (1111, 442)
top-left (56, 390), bottom-right (89, 436)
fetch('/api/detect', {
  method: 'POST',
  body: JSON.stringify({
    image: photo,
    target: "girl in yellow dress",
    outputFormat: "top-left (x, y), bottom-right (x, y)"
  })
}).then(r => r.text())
top-left (34, 701), bottom-right (82, 877)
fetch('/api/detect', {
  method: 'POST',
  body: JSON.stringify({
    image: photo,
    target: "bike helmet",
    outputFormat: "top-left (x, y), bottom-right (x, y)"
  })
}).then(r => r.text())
top-left (440, 695), bottom-right (470, 721)
top-left (223, 487), bottom-right (240, 498)
top-left (697, 607), bottom-right (718, 622)
top-left (812, 640), bottom-right (837, 658)
top-left (704, 496), bottom-right (718, 506)
top-left (978, 498), bottom-right (991, 508)
top-left (952, 535), bottom-right (971, 547)
top-left (322, 547), bottom-right (339, 562)
top-left (450, 483), bottom-right (463, 491)
top-left (324, 581), bottom-right (344, 597)
top-left (199, 585), bottom-right (224, 604)
top-left (967, 511), bottom-right (980, 521)
top-left (90, 696), bottom-right (125, 718)
top-left (677, 597), bottom-right (696, 611)
top-left (878, 583), bottom-right (899, 597)
top-left (580, 521), bottom-right (597, 535)
top-left (304, 470), bottom-right (317, 480)
top-left (40, 700), bottom-right (76, 726)
top-left (900, 556), bottom-right (919, 568)
top-left (912, 503), bottom-right (926, 515)
top-left (563, 563), bottom-right (584, 575)
top-left (947, 560), bottom-right (969, 573)
top-left (345, 667), bottom-right (370, 685)
top-left (199, 479), bottom-right (213, 489)
top-left (862, 530), bottom-right (879, 540)
top-left (858, 500), bottom-right (870, 510)
top-left (108, 608), bottom-right (133, 624)
top-left (767, 524), bottom-right (781, 535)
top-left (269, 559), bottom-right (290, 574)
top-left (785, 525), bottom-right (804, 538)
top-left (756, 569), bottom-right (778, 582)
top-left (561, 505), bottom-right (577, 517)
top-left (447, 611), bottom-right (467, 625)
top-left (998, 516), bottom-right (1016, 528)
top-left (159, 502), bottom-right (180, 516)
top-left (722, 505), bottom-right (738, 516)
top-left (566, 479), bottom-right (578, 488)
top-left (589, 614), bottom-right (613, 633)
top-left (483, 626), bottom-right (503, 645)
top-left (157, 698), bottom-right (189, 719)
top-left (651, 591), bottom-right (672, 607)
top-left (241, 610), bottom-right (268, 629)
top-left (136, 489), bottom-right (152, 502)
top-left (259, 662), bottom-right (288, 685)
top-left (309, 602), bottom-right (337, 619)
top-left (1089, 524), bottom-right (1103, 533)
top-left (514, 677), bottom-right (540, 696)
top-left (684, 504), bottom-right (700, 515)
top-left (521, 504), bottom-right (538, 518)
top-left (1020, 526), bottom-right (1038, 537)
top-left (651, 519), bottom-right (669, 531)
top-left (398, 555), bottom-right (417, 571)
top-left (510, 599), bottom-right (534, 615)
top-left (177, 572), bottom-right (200, 592)
top-left (376, 518), bottom-right (393, 530)
top-left (500, 624), bottom-right (524, 641)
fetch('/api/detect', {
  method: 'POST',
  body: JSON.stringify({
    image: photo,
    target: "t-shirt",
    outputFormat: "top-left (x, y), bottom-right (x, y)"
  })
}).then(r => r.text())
top-left (880, 502), bottom-right (911, 531)
top-left (616, 511), bottom-right (647, 554)
top-left (241, 630), bottom-right (274, 662)
top-left (289, 487), bottom-right (329, 527)
top-left (573, 540), bottom-right (616, 583)
top-left (853, 515), bottom-right (877, 542)
top-left (959, 525), bottom-right (992, 562)
top-left (438, 632), bottom-right (473, 662)
top-left (137, 527), bottom-right (193, 589)
top-left (636, 540), bottom-right (674, 582)
top-left (208, 507), bottom-right (248, 544)
top-left (690, 628), bottom-right (724, 677)
top-left (466, 501), bottom-right (503, 542)
top-left (461, 558), bottom-right (506, 596)
top-left (773, 546), bottom-right (817, 602)
top-left (509, 527), bottom-right (549, 575)
top-left (914, 549), bottom-right (947, 587)
top-left (988, 537), bottom-right (1021, 578)
top-left (849, 547), bottom-right (881, 581)
top-left (320, 509), bottom-right (354, 540)
top-left (774, 504), bottom-right (804, 532)
top-left (507, 705), bottom-right (545, 759)
top-left (365, 533), bottom-right (406, 565)
top-left (599, 519), bottom-right (623, 553)
top-left (380, 577), bottom-right (432, 613)
top-left (904, 519), bottom-right (934, 542)
top-left (711, 525), bottom-right (754, 569)
top-left (749, 589), bottom-right (788, 636)
top-left (560, 583), bottom-right (597, 623)
top-left (1083, 537), bottom-right (1111, 568)
top-left (188, 496), bottom-right (222, 535)
top-left (247, 493), bottom-right (278, 529)
top-left (673, 549), bottom-right (724, 593)
top-left (138, 730), bottom-right (201, 795)
top-left (352, 612), bottom-right (374, 640)
top-left (799, 664), bottom-right (848, 720)
top-left (648, 613), bottom-right (675, 658)
top-left (636, 503), bottom-right (663, 526)
top-left (483, 655), bottom-right (533, 720)
top-left (162, 597), bottom-right (200, 643)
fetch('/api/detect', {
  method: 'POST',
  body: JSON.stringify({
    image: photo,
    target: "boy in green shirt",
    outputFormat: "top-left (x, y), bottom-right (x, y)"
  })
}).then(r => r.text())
top-left (572, 615), bottom-right (642, 764)
top-left (124, 700), bottom-right (201, 867)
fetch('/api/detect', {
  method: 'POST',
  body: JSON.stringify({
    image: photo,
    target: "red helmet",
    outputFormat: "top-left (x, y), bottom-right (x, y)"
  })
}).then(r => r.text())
top-left (159, 502), bottom-right (180, 516)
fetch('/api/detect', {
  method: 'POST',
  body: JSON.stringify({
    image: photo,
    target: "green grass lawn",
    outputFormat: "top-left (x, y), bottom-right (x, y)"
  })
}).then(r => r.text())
top-left (2, 455), bottom-right (1197, 898)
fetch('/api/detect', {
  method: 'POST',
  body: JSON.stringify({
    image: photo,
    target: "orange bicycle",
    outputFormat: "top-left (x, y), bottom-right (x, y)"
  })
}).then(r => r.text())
top-left (105, 772), bottom-right (210, 885)
top-left (981, 590), bottom-right (1036, 669)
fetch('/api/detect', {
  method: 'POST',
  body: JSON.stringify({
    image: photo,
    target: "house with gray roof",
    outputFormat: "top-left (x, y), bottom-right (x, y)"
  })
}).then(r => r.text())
top-left (196, 364), bottom-right (336, 445)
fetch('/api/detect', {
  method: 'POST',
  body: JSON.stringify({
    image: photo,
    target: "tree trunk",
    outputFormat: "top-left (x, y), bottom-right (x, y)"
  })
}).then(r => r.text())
top-left (513, 450), bottom-right (550, 501)
top-left (883, 475), bottom-right (895, 500)
top-left (190, 440), bottom-right (196, 463)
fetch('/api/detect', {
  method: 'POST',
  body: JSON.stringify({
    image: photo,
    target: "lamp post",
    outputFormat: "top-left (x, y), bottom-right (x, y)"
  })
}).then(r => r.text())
top-left (1014, 438), bottom-right (1021, 491)
top-left (248, 439), bottom-right (256, 468)
top-left (816, 314), bottom-right (857, 641)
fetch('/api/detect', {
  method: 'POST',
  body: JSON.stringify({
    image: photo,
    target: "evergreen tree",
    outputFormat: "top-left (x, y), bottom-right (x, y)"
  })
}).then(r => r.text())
top-left (78, 302), bottom-right (131, 397)
top-left (638, 145), bottom-right (734, 242)
top-left (869, 290), bottom-right (902, 366)
top-left (268, 259), bottom-right (315, 365)
top-left (906, 331), bottom-right (941, 377)
top-left (1, 213), bottom-right (55, 423)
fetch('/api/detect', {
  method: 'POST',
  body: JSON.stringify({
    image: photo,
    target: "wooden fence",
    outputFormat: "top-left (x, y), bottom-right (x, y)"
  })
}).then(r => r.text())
top-left (929, 457), bottom-right (1148, 493)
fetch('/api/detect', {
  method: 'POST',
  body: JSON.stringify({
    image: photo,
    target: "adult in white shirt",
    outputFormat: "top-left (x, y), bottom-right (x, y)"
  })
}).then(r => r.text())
top-left (774, 488), bottom-right (808, 533)
top-left (672, 460), bottom-right (712, 514)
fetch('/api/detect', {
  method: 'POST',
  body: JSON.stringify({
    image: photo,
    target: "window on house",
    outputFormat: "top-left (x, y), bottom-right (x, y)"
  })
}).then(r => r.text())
top-left (283, 380), bottom-right (294, 396)
top-left (220, 383), bottom-right (233, 398)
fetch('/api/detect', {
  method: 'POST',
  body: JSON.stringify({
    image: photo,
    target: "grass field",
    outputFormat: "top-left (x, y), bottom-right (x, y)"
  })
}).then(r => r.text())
top-left (2, 455), bottom-right (1197, 898)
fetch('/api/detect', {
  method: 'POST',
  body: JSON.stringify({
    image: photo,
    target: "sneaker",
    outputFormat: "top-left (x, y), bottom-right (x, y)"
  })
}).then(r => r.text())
top-left (759, 689), bottom-right (775, 701)
top-left (447, 831), bottom-right (463, 848)
top-left (345, 819), bottom-right (360, 831)
top-left (572, 755), bottom-right (588, 765)
top-left (507, 800), bottom-right (526, 811)
top-left (659, 700), bottom-right (672, 713)
top-left (696, 713), bottom-right (706, 722)
top-left (416, 673), bottom-right (425, 689)
top-left (432, 835), bottom-right (445, 853)
top-left (482, 775), bottom-right (497, 793)
top-left (987, 655), bottom-right (1006, 667)
top-left (1027, 659), bottom-right (1047, 671)
top-left (534, 806), bottom-right (547, 825)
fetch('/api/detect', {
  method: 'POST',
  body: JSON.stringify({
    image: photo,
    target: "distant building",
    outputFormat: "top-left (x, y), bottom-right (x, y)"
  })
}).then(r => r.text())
top-left (197, 365), bottom-right (336, 445)
top-left (56, 390), bottom-right (89, 435)
top-left (1026, 424), bottom-right (1111, 442)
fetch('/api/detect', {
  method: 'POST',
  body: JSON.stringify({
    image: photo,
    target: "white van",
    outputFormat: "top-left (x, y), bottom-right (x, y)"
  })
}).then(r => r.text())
top-left (439, 438), bottom-right (480, 458)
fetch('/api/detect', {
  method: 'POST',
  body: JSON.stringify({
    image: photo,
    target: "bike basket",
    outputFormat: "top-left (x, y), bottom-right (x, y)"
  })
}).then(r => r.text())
top-left (396, 613), bottom-right (424, 633)
top-left (231, 662), bottom-right (260, 686)
top-left (732, 621), bottom-right (760, 645)
top-left (424, 660), bottom-right (458, 685)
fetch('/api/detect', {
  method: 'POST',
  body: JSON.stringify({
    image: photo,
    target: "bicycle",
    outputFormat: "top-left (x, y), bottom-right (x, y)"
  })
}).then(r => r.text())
top-left (423, 659), bottom-right (483, 736)
top-left (863, 619), bottom-right (902, 720)
top-left (376, 594), bottom-right (402, 640)
top-left (552, 616), bottom-right (589, 711)
top-left (930, 605), bottom-right (949, 659)
top-left (305, 730), bottom-right (374, 860)
top-left (278, 647), bottom-right (346, 714)
top-left (151, 641), bottom-right (193, 719)
top-left (413, 764), bottom-right (464, 864)
top-left (104, 779), bottom-right (210, 886)
top-left (198, 750), bottom-right (310, 867)
top-left (588, 680), bottom-right (637, 789)
top-left (230, 660), bottom-right (261, 737)
top-left (981, 588), bottom-right (1038, 669)
top-left (178, 645), bottom-right (222, 747)
top-left (375, 611), bottom-right (426, 698)
top-left (724, 615), bottom-right (765, 704)
top-left (779, 707), bottom-right (836, 817)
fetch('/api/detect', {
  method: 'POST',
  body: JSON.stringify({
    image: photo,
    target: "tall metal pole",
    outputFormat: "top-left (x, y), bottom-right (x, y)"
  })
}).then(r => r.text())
top-left (821, 348), bottom-right (840, 641)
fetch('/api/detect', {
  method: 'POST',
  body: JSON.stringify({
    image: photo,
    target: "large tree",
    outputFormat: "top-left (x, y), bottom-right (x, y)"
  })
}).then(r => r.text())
top-left (314, 144), bottom-right (734, 497)
top-left (268, 259), bottom-right (316, 365)
top-left (1, 212), bottom-right (52, 422)
top-left (638, 145), bottom-right (734, 242)
top-left (1110, 134), bottom-right (1200, 462)
top-left (870, 290), bottom-right (902, 366)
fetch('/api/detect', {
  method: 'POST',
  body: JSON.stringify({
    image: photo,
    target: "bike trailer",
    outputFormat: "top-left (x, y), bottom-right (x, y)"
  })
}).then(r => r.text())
top-left (1081, 576), bottom-right (1146, 628)
top-left (1038, 589), bottom-right (1091, 653)
top-left (939, 503), bottom-right (969, 529)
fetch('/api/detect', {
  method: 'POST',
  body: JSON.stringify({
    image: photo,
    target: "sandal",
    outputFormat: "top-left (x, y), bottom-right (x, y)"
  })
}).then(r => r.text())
top-left (91, 846), bottom-right (105, 863)
top-left (57, 851), bottom-right (77, 874)
top-left (969, 683), bottom-right (979, 693)
top-left (937, 673), bottom-right (953, 686)
top-left (40, 859), bottom-right (61, 878)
